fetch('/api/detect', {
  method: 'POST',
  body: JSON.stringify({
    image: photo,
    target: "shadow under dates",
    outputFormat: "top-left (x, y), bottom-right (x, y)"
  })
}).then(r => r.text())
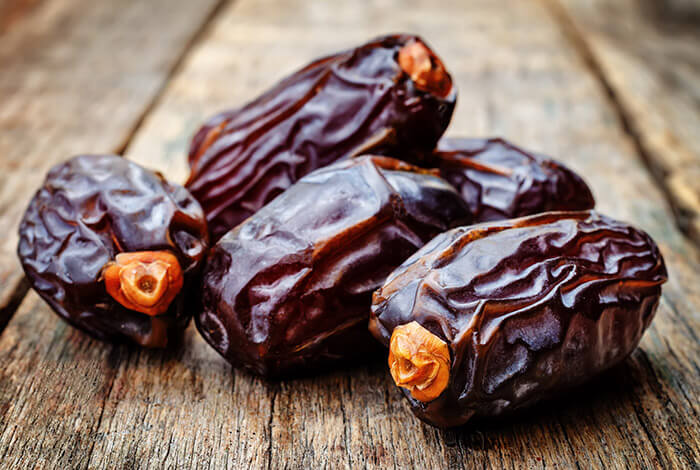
top-left (2, 308), bottom-right (674, 469)
top-left (439, 351), bottom-right (655, 449)
top-left (61, 324), bottom-right (659, 426)
top-left (50, 319), bottom-right (660, 421)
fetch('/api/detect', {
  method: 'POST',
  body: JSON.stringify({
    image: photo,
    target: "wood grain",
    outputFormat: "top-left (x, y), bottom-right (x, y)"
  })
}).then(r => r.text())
top-left (554, 0), bottom-right (700, 244)
top-left (0, 0), bottom-right (223, 314)
top-left (0, 293), bottom-right (120, 469)
top-left (0, 0), bottom-right (698, 468)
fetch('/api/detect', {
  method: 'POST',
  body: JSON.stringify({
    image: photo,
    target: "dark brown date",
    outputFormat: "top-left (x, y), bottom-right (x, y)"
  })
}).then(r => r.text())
top-left (428, 138), bottom-right (595, 222)
top-left (186, 34), bottom-right (456, 240)
top-left (369, 210), bottom-right (667, 428)
top-left (17, 155), bottom-right (209, 348)
top-left (196, 156), bottom-right (471, 377)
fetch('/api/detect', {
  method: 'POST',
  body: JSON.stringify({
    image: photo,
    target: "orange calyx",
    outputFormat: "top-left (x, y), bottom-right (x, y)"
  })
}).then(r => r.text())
top-left (103, 251), bottom-right (183, 316)
top-left (398, 40), bottom-right (452, 98)
top-left (389, 321), bottom-right (450, 402)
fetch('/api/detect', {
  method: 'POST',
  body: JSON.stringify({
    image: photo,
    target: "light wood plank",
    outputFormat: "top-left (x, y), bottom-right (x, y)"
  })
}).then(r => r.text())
top-left (0, 0), bottom-right (223, 313)
top-left (0, 293), bottom-right (121, 469)
top-left (86, 327), bottom-right (273, 469)
top-left (0, 0), bottom-right (226, 467)
top-left (555, 0), bottom-right (700, 243)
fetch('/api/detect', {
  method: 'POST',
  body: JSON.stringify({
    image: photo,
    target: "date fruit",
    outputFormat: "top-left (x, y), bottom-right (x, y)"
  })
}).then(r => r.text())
top-left (186, 34), bottom-right (456, 240)
top-left (370, 210), bottom-right (667, 428)
top-left (18, 155), bottom-right (209, 348)
top-left (196, 156), bottom-right (471, 377)
top-left (429, 138), bottom-right (595, 222)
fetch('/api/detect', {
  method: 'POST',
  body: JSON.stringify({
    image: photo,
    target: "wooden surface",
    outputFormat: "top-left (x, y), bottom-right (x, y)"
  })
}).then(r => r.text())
top-left (0, 0), bottom-right (224, 319)
top-left (555, 0), bottom-right (700, 245)
top-left (0, 0), bottom-right (698, 468)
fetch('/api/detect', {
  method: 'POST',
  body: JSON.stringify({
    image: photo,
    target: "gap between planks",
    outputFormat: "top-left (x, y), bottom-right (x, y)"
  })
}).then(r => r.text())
top-left (115, 0), bottom-right (234, 157)
top-left (0, 277), bottom-right (28, 336)
top-left (2, 1), bottom-right (697, 466)
top-left (74, 2), bottom-right (233, 463)
top-left (542, 0), bottom-right (698, 247)
top-left (0, 0), bottom-right (232, 339)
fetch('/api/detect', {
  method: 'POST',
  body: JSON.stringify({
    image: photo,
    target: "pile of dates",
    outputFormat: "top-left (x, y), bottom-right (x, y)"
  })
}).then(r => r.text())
top-left (18, 34), bottom-right (667, 429)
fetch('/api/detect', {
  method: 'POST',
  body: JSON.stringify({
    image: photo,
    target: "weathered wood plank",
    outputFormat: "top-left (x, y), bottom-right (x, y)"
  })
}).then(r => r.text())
top-left (0, 0), bottom-right (698, 468)
top-left (553, 0), bottom-right (700, 244)
top-left (0, 0), bottom-right (225, 467)
top-left (86, 327), bottom-right (273, 469)
top-left (0, 0), bottom-right (223, 314)
top-left (127, 0), bottom-right (700, 467)
top-left (0, 293), bottom-right (122, 469)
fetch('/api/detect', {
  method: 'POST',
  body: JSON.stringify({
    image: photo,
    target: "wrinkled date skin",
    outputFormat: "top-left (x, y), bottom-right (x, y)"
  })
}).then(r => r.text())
top-left (370, 211), bottom-right (667, 428)
top-left (428, 138), bottom-right (595, 223)
top-left (187, 34), bottom-right (456, 240)
top-left (196, 156), bottom-right (471, 377)
top-left (18, 155), bottom-right (209, 348)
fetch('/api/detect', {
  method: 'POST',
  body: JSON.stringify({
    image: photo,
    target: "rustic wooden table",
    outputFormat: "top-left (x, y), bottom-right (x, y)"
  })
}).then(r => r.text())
top-left (0, 0), bottom-right (698, 468)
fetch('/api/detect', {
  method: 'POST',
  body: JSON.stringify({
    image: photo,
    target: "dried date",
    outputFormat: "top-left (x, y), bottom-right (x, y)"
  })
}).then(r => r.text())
top-left (17, 155), bottom-right (209, 348)
top-left (369, 210), bottom-right (667, 428)
top-left (186, 34), bottom-right (456, 240)
top-left (429, 138), bottom-right (595, 222)
top-left (196, 156), bottom-right (471, 377)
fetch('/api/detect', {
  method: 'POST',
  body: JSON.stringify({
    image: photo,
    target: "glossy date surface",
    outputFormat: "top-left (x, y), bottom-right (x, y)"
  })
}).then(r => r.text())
top-left (196, 156), bottom-right (471, 377)
top-left (370, 210), bottom-right (667, 428)
top-left (186, 34), bottom-right (456, 240)
top-left (18, 155), bottom-right (209, 348)
top-left (430, 138), bottom-right (595, 222)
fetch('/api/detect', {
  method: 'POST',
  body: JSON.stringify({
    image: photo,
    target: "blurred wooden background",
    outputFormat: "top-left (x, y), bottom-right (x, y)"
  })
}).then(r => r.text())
top-left (0, 0), bottom-right (698, 468)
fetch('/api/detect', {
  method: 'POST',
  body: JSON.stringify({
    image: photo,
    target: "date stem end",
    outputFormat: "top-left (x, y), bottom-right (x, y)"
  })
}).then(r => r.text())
top-left (103, 251), bottom-right (183, 316)
top-left (398, 41), bottom-right (452, 98)
top-left (389, 321), bottom-right (450, 402)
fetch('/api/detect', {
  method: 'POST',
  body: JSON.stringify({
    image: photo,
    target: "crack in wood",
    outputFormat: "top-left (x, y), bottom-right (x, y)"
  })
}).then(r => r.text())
top-left (339, 375), bottom-right (352, 468)
top-left (633, 349), bottom-right (700, 466)
top-left (661, 339), bottom-right (700, 417)
top-left (554, 418), bottom-right (585, 470)
top-left (266, 385), bottom-right (278, 470)
top-left (85, 346), bottom-right (125, 468)
top-left (0, 277), bottom-right (28, 336)
top-left (543, 0), bottom-right (700, 247)
top-left (115, 0), bottom-right (233, 158)
top-left (0, 0), bottom-right (234, 343)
